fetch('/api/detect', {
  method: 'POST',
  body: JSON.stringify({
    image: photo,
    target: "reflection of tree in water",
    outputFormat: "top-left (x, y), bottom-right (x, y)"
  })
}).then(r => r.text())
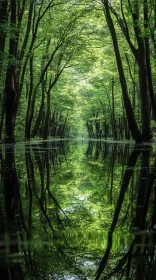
top-left (0, 144), bottom-right (24, 279)
top-left (94, 144), bottom-right (156, 280)
top-left (1, 141), bottom-right (156, 279)
top-left (0, 141), bottom-right (87, 279)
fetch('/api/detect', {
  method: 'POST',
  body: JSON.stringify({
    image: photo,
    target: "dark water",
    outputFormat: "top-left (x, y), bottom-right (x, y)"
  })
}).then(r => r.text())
top-left (0, 139), bottom-right (156, 279)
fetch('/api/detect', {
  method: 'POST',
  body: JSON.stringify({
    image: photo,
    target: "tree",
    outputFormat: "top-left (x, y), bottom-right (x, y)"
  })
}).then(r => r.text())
top-left (0, 0), bottom-right (88, 142)
top-left (102, 0), bottom-right (156, 141)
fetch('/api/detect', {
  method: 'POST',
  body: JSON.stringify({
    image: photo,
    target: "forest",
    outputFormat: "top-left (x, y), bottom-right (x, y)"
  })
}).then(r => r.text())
top-left (0, 0), bottom-right (156, 143)
top-left (2, 1), bottom-right (156, 279)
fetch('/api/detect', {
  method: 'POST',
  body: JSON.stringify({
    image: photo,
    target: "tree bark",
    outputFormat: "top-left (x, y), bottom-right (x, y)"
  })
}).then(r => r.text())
top-left (0, 0), bottom-right (8, 71)
top-left (103, 0), bottom-right (142, 142)
top-left (129, 0), bottom-right (151, 140)
top-left (31, 81), bottom-right (45, 138)
top-left (144, 0), bottom-right (156, 120)
top-left (110, 0), bottom-right (153, 140)
top-left (42, 87), bottom-right (51, 139)
top-left (4, 0), bottom-right (17, 142)
top-left (5, 66), bottom-right (17, 142)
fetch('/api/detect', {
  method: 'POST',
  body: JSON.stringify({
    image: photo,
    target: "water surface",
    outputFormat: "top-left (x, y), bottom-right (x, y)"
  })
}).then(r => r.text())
top-left (0, 139), bottom-right (156, 279)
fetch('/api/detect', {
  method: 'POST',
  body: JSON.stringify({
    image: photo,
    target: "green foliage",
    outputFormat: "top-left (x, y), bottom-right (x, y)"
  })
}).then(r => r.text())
top-left (0, 0), bottom-right (156, 141)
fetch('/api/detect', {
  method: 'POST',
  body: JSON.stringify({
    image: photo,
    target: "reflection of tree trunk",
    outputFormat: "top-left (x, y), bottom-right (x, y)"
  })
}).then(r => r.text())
top-left (4, 146), bottom-right (18, 221)
top-left (133, 148), bottom-right (151, 229)
top-left (86, 141), bottom-right (94, 157)
top-left (95, 145), bottom-right (156, 280)
top-left (133, 155), bottom-right (156, 278)
top-left (1, 145), bottom-right (25, 279)
top-left (110, 146), bottom-right (141, 231)
top-left (133, 148), bottom-right (156, 231)
top-left (151, 185), bottom-right (156, 228)
top-left (32, 146), bottom-right (45, 200)
top-left (0, 103), bottom-right (5, 140)
top-left (95, 145), bottom-right (141, 280)
top-left (94, 141), bottom-right (101, 160)
top-left (109, 145), bottom-right (117, 203)
top-left (0, 147), bottom-right (5, 233)
top-left (0, 266), bottom-right (24, 280)
top-left (25, 145), bottom-right (33, 232)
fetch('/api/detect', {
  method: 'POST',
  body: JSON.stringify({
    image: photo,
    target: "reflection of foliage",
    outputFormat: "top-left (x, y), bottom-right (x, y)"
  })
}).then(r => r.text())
top-left (1, 140), bottom-right (156, 279)
top-left (95, 145), bottom-right (156, 280)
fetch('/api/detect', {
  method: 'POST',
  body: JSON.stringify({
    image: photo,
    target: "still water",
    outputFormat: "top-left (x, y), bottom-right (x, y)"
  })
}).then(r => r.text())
top-left (0, 139), bottom-right (156, 279)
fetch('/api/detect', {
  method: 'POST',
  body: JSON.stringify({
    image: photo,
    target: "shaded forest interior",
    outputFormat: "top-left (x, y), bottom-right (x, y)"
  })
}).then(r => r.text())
top-left (0, 1), bottom-right (156, 142)
top-left (1, 1), bottom-right (156, 280)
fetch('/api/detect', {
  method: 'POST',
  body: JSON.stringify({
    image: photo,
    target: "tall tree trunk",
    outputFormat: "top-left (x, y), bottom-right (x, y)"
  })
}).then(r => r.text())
top-left (138, 40), bottom-right (151, 140)
top-left (0, 103), bottom-right (5, 140)
top-left (110, 0), bottom-right (153, 140)
top-left (31, 81), bottom-right (45, 138)
top-left (0, 0), bottom-right (8, 72)
top-left (103, 0), bottom-right (142, 142)
top-left (25, 56), bottom-right (34, 140)
top-left (128, 0), bottom-right (151, 140)
top-left (111, 77), bottom-right (117, 139)
top-left (4, 0), bottom-right (17, 142)
top-left (42, 88), bottom-right (51, 139)
top-left (144, 0), bottom-right (156, 120)
top-left (5, 66), bottom-right (17, 142)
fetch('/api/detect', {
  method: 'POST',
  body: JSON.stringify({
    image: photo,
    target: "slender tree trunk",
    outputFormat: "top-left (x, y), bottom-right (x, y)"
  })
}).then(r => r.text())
top-left (50, 110), bottom-right (56, 137)
top-left (31, 81), bottom-right (45, 138)
top-left (61, 113), bottom-right (68, 138)
top-left (0, 102), bottom-right (5, 140)
top-left (5, 65), bottom-right (17, 142)
top-left (25, 56), bottom-right (34, 140)
top-left (138, 40), bottom-right (151, 140)
top-left (42, 88), bottom-right (51, 139)
top-left (0, 0), bottom-right (8, 72)
top-left (111, 77), bottom-right (117, 139)
top-left (103, 0), bottom-right (142, 142)
top-left (4, 0), bottom-right (17, 142)
top-left (144, 0), bottom-right (156, 120)
top-left (128, 0), bottom-right (151, 140)
top-left (110, 0), bottom-right (153, 140)
top-left (125, 54), bottom-right (136, 110)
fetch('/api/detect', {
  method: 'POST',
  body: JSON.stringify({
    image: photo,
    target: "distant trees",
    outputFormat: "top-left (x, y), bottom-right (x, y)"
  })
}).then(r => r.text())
top-left (0, 0), bottom-right (156, 142)
top-left (0, 0), bottom-right (86, 142)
